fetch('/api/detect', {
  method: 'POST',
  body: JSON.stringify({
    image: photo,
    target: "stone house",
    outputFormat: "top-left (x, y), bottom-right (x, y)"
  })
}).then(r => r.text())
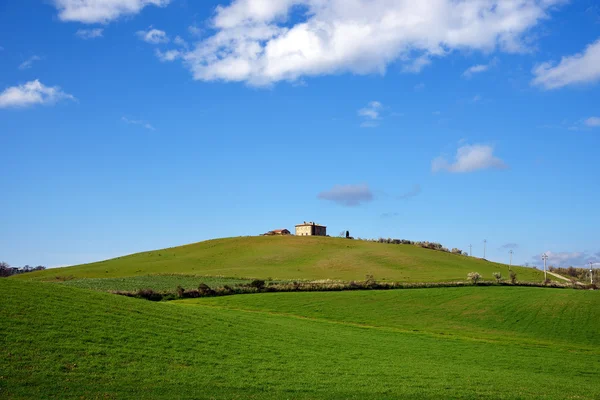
top-left (295, 221), bottom-right (327, 236)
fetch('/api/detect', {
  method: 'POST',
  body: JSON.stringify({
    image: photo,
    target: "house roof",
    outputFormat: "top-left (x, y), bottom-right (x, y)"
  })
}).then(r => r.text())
top-left (295, 222), bottom-right (326, 227)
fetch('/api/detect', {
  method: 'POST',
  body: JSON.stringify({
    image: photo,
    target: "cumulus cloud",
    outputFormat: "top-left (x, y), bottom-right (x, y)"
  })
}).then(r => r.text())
top-left (137, 28), bottom-right (169, 44)
top-left (584, 117), bottom-right (600, 127)
top-left (432, 143), bottom-right (507, 173)
top-left (533, 251), bottom-right (599, 268)
top-left (532, 38), bottom-right (600, 89)
top-left (76, 28), bottom-right (104, 39)
top-left (18, 55), bottom-right (42, 70)
top-left (160, 0), bottom-right (563, 85)
top-left (52, 0), bottom-right (171, 24)
top-left (318, 184), bottom-right (373, 207)
top-left (121, 116), bottom-right (155, 130)
top-left (0, 80), bottom-right (75, 108)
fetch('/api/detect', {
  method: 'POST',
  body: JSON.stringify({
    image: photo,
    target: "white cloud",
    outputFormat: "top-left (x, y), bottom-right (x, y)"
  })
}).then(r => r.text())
top-left (76, 28), bottom-right (104, 39)
top-left (432, 143), bottom-right (507, 173)
top-left (463, 64), bottom-right (489, 77)
top-left (358, 101), bottom-right (383, 127)
top-left (18, 56), bottom-right (42, 70)
top-left (155, 49), bottom-right (182, 62)
top-left (462, 57), bottom-right (498, 78)
top-left (52, 0), bottom-right (171, 24)
top-left (137, 28), bottom-right (169, 44)
top-left (121, 116), bottom-right (155, 130)
top-left (0, 80), bottom-right (75, 109)
top-left (584, 117), bottom-right (600, 127)
top-left (318, 184), bottom-right (373, 207)
top-left (532, 38), bottom-right (600, 89)
top-left (188, 25), bottom-right (202, 36)
top-left (161, 0), bottom-right (562, 86)
top-left (358, 101), bottom-right (382, 120)
top-left (173, 36), bottom-right (188, 48)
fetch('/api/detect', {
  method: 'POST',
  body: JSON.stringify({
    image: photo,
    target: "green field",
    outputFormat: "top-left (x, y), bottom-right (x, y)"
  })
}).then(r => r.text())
top-left (57, 275), bottom-right (255, 292)
top-left (2, 279), bottom-right (599, 399)
top-left (4, 236), bottom-right (593, 399)
top-left (15, 236), bottom-right (544, 283)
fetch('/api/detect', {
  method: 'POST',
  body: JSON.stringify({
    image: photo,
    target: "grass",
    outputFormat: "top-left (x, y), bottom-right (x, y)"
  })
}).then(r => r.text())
top-left (15, 236), bottom-right (545, 283)
top-left (180, 287), bottom-right (600, 347)
top-left (56, 275), bottom-right (255, 292)
top-left (2, 279), bottom-right (599, 399)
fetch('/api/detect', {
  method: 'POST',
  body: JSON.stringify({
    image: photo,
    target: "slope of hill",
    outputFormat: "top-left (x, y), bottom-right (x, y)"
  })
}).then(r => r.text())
top-left (16, 236), bottom-right (544, 283)
top-left (2, 279), bottom-right (598, 399)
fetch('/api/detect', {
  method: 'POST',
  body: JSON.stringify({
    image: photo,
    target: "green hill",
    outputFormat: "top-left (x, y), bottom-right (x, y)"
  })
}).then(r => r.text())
top-left (16, 236), bottom-right (544, 283)
top-left (2, 279), bottom-right (598, 399)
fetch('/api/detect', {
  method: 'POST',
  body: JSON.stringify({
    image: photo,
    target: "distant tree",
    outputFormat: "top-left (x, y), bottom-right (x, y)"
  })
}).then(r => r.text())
top-left (0, 262), bottom-right (10, 277)
top-left (510, 271), bottom-right (518, 284)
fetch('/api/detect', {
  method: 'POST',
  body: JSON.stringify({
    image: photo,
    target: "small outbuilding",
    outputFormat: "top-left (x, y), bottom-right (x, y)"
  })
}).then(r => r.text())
top-left (263, 229), bottom-right (291, 236)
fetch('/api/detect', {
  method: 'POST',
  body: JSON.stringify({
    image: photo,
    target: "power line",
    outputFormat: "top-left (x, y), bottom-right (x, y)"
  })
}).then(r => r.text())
top-left (469, 244), bottom-right (472, 257)
top-left (590, 262), bottom-right (594, 285)
top-left (509, 250), bottom-right (513, 268)
top-left (483, 239), bottom-right (487, 259)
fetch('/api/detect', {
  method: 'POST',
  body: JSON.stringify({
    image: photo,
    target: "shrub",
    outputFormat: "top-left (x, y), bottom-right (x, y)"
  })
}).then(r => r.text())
top-left (136, 288), bottom-right (163, 301)
top-left (364, 274), bottom-right (376, 287)
top-left (492, 272), bottom-right (502, 283)
top-left (543, 278), bottom-right (552, 286)
top-left (250, 279), bottom-right (266, 289)
top-left (198, 283), bottom-right (214, 295)
top-left (176, 285), bottom-right (185, 298)
top-left (510, 271), bottom-right (518, 284)
top-left (467, 272), bottom-right (481, 285)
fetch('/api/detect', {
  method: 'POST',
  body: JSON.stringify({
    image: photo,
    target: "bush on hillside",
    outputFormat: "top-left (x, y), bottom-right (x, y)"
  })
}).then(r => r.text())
top-left (510, 271), bottom-right (518, 284)
top-left (492, 272), bottom-right (502, 282)
top-left (467, 272), bottom-right (481, 285)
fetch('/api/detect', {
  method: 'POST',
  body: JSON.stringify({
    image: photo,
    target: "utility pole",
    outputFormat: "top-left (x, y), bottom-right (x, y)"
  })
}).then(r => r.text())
top-left (469, 244), bottom-right (472, 257)
top-left (483, 240), bottom-right (487, 259)
top-left (509, 250), bottom-right (513, 268)
top-left (542, 253), bottom-right (548, 281)
top-left (590, 262), bottom-right (594, 285)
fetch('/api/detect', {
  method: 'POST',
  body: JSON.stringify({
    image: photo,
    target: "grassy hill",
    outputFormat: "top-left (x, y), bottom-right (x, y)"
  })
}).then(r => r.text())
top-left (16, 236), bottom-right (544, 283)
top-left (2, 279), bottom-right (599, 399)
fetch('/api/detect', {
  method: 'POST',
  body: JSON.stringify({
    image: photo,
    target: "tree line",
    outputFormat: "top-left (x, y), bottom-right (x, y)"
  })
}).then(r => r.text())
top-left (0, 262), bottom-right (46, 277)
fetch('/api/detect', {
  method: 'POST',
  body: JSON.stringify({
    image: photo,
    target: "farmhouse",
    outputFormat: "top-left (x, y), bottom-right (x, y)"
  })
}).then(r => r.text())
top-left (295, 221), bottom-right (327, 236)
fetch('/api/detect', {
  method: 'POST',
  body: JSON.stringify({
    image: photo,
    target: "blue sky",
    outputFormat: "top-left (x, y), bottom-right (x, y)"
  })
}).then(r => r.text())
top-left (1, 0), bottom-right (599, 269)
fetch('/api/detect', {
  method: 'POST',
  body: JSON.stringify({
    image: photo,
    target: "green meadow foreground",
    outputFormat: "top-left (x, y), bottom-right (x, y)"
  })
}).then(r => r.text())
top-left (2, 279), bottom-right (599, 399)
top-left (16, 236), bottom-right (544, 283)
